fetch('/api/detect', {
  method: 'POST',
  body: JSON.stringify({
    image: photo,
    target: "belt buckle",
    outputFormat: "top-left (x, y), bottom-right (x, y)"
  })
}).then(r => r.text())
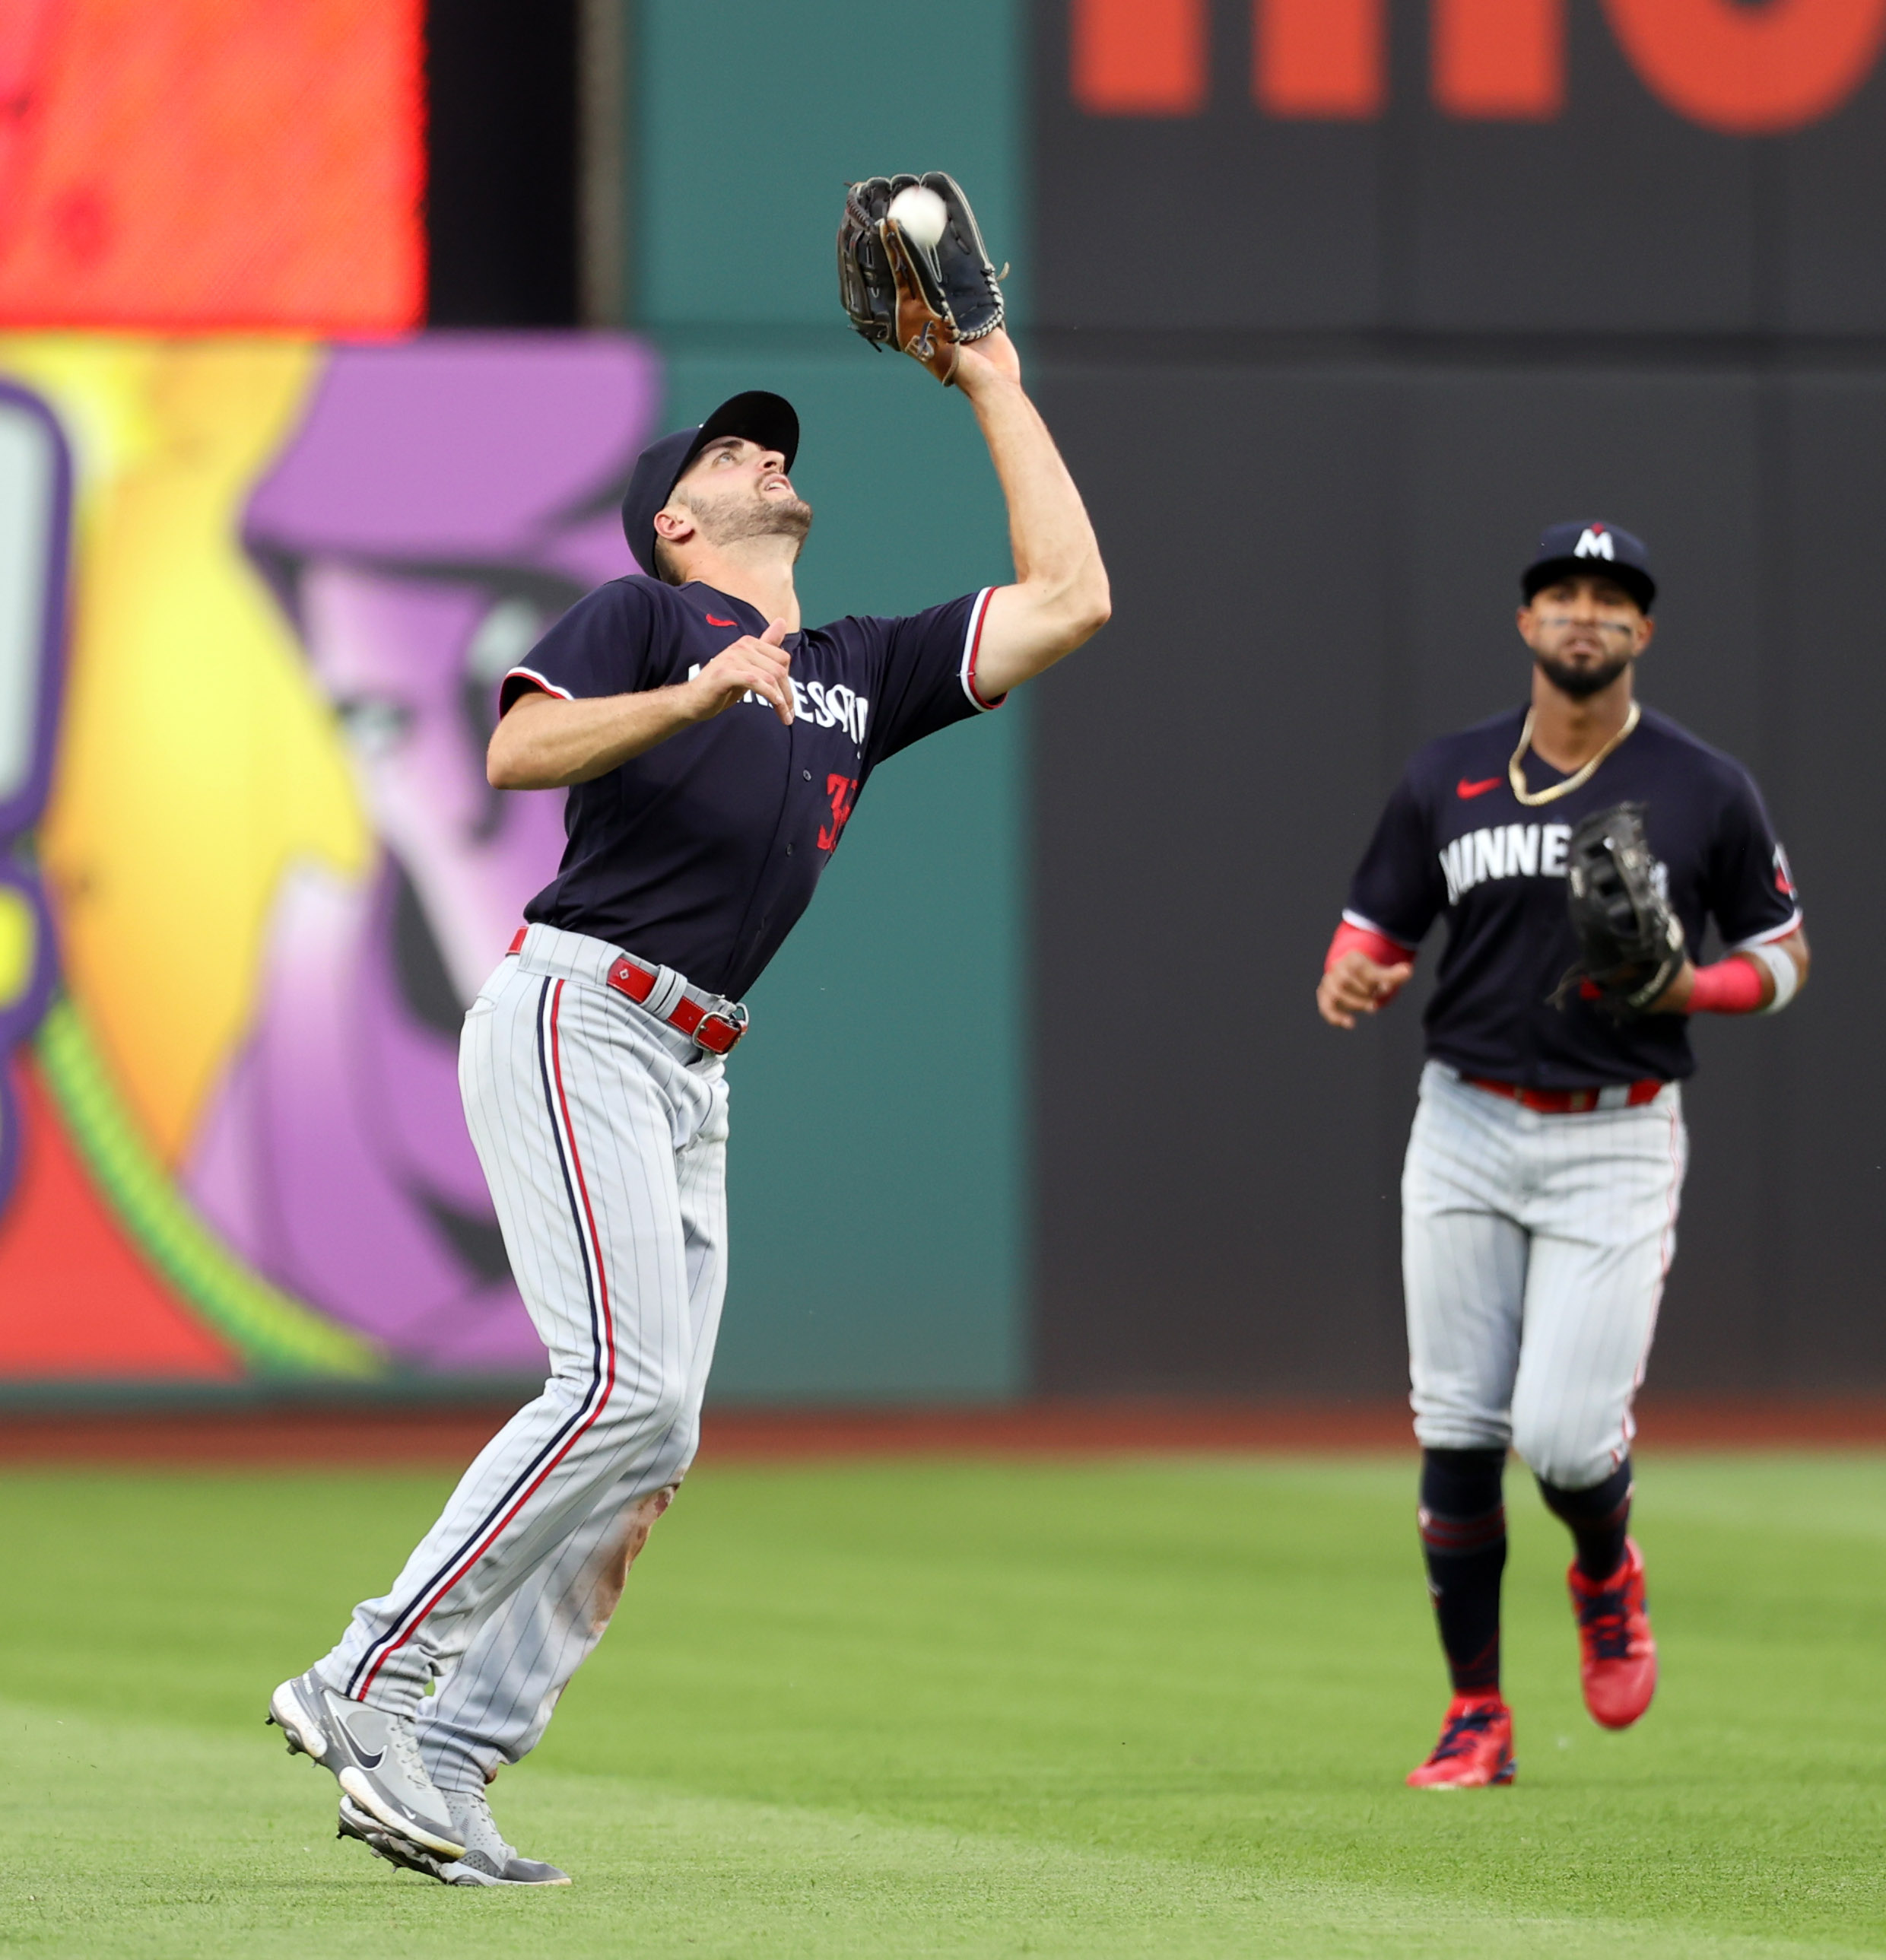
top-left (694, 999), bottom-right (748, 1056)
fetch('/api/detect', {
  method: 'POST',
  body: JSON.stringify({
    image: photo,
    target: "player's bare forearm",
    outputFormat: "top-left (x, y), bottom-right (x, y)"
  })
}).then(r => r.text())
top-left (487, 688), bottom-right (700, 787)
top-left (954, 331), bottom-right (1110, 697)
top-left (1317, 950), bottom-right (1415, 1031)
top-left (1646, 926), bottom-right (1810, 1014)
top-left (489, 628), bottom-right (795, 789)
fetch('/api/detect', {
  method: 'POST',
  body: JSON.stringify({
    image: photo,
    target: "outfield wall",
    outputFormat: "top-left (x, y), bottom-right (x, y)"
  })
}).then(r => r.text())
top-left (3, 1), bottom-right (1885, 1402)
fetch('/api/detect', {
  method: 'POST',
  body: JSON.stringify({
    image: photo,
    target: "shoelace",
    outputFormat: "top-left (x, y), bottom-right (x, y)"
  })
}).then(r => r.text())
top-left (384, 1718), bottom-right (441, 1794)
top-left (1430, 1704), bottom-right (1501, 1762)
top-left (1576, 1582), bottom-right (1636, 1661)
top-left (450, 1790), bottom-right (518, 1866)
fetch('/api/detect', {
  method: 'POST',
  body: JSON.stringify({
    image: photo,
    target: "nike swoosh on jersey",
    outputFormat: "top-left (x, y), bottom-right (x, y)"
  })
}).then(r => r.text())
top-left (1456, 777), bottom-right (1503, 799)
top-left (706, 615), bottom-right (738, 627)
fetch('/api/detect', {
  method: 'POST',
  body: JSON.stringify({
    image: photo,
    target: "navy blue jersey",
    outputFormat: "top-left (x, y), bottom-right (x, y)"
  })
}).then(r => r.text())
top-left (501, 576), bottom-right (1001, 999)
top-left (1345, 705), bottom-right (1800, 1087)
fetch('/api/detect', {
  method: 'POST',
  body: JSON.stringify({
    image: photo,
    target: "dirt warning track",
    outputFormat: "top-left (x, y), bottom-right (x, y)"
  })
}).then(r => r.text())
top-left (2, 1395), bottom-right (1884, 1467)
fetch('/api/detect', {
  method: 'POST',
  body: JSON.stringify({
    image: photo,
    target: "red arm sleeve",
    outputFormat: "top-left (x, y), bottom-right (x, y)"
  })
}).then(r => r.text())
top-left (1325, 920), bottom-right (1417, 974)
top-left (1684, 955), bottom-right (1767, 1015)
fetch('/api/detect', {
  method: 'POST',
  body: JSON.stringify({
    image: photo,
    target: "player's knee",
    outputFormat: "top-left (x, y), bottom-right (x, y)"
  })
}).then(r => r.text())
top-left (1510, 1414), bottom-right (1613, 1492)
top-left (596, 1362), bottom-right (694, 1447)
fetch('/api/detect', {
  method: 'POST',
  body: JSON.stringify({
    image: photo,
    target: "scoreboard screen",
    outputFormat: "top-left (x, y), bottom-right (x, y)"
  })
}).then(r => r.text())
top-left (0, 0), bottom-right (423, 332)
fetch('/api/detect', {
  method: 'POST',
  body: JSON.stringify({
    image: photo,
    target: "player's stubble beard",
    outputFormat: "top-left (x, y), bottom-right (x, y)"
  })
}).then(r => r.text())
top-left (678, 481), bottom-right (814, 558)
top-left (1534, 649), bottom-right (1634, 701)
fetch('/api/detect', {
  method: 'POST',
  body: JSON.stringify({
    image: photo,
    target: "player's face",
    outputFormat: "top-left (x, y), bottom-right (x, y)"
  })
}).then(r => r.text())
top-left (1517, 575), bottom-right (1653, 701)
top-left (664, 437), bottom-right (813, 554)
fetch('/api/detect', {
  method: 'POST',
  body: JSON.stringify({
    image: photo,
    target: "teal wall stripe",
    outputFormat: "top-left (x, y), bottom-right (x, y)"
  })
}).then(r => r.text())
top-left (637, 0), bottom-right (1027, 329)
top-left (634, 2), bottom-right (1029, 1401)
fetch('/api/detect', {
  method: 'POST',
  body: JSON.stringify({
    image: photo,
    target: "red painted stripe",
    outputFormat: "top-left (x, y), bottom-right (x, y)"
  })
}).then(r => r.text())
top-left (357, 980), bottom-right (617, 1695)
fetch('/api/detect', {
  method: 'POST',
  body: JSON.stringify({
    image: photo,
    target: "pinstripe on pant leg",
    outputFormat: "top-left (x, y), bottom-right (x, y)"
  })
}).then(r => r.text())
top-left (416, 1072), bottom-right (729, 1790)
top-left (1403, 1064), bottom-right (1529, 1453)
top-left (314, 940), bottom-right (722, 1715)
top-left (1508, 1088), bottom-right (1687, 1488)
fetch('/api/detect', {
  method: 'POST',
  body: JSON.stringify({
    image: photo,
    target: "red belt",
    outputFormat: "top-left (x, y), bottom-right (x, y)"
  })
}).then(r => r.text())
top-left (507, 929), bottom-right (749, 1056)
top-left (1465, 1075), bottom-right (1664, 1115)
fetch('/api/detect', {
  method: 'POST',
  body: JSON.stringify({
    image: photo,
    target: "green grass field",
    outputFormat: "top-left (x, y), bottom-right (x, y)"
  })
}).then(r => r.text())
top-left (2, 1453), bottom-right (1883, 1957)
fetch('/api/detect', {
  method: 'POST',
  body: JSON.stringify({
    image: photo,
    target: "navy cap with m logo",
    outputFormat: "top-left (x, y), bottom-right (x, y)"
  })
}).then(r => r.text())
top-left (1522, 520), bottom-right (1656, 612)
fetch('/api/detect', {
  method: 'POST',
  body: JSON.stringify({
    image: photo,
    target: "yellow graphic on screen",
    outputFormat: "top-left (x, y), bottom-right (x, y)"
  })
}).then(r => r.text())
top-left (0, 338), bottom-right (371, 1161)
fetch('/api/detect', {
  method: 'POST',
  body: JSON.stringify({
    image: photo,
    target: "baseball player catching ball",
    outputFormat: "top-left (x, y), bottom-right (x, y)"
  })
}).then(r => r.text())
top-left (1318, 522), bottom-right (1808, 1788)
top-left (268, 176), bottom-right (1109, 1882)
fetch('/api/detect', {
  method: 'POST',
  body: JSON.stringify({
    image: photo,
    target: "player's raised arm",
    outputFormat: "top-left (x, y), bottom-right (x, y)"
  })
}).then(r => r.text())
top-left (951, 330), bottom-right (1110, 698)
top-left (836, 173), bottom-right (1108, 698)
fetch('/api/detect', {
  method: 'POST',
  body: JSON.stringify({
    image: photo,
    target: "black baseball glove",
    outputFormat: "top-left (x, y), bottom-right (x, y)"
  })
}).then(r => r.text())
top-left (1551, 802), bottom-right (1687, 1019)
top-left (837, 173), bottom-right (1004, 386)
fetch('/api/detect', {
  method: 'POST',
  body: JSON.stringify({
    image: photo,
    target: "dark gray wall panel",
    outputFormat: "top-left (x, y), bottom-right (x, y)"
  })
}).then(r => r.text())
top-left (1781, 60), bottom-right (1886, 331)
top-left (1773, 377), bottom-right (1886, 1383)
top-left (1033, 0), bottom-right (1886, 335)
top-left (1032, 365), bottom-right (1403, 1393)
top-left (1404, 11), bottom-right (1761, 335)
top-left (1033, 358), bottom-right (1873, 1395)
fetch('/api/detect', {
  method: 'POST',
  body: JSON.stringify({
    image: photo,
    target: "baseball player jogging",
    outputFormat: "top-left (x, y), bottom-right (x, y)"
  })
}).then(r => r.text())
top-left (268, 176), bottom-right (1109, 1882)
top-left (1316, 522), bottom-right (1808, 1789)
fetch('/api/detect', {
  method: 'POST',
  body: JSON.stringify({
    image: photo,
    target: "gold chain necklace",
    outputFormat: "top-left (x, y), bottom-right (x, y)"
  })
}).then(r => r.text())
top-left (1507, 700), bottom-right (1640, 808)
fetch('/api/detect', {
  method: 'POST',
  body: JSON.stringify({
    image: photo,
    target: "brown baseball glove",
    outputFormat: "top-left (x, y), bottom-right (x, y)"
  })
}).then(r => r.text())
top-left (836, 173), bottom-right (1004, 386)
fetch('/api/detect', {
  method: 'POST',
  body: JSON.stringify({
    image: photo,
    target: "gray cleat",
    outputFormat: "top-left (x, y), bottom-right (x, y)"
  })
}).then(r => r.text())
top-left (268, 1670), bottom-right (465, 1859)
top-left (338, 1790), bottom-right (570, 1886)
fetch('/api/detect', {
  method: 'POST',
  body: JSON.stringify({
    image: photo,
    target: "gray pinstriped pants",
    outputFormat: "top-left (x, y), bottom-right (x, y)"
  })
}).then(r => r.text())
top-left (313, 924), bottom-right (729, 1790)
top-left (1402, 1060), bottom-right (1687, 1490)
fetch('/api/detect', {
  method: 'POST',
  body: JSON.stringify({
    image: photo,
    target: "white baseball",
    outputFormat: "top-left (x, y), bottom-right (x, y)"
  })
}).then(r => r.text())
top-left (887, 184), bottom-right (948, 252)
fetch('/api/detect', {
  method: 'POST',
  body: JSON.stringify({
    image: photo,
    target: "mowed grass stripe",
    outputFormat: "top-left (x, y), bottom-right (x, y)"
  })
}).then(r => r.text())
top-left (0, 1456), bottom-right (1881, 1955)
top-left (0, 1701), bottom-right (1869, 1960)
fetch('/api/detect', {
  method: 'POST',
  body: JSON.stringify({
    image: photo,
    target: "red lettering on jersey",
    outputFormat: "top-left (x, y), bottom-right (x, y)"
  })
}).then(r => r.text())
top-left (706, 615), bottom-right (738, 627)
top-left (1457, 776), bottom-right (1503, 799)
top-left (818, 774), bottom-right (858, 853)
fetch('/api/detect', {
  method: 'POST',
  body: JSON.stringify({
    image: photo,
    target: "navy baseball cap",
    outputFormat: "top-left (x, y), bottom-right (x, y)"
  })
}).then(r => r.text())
top-left (620, 391), bottom-right (799, 578)
top-left (1522, 520), bottom-right (1655, 613)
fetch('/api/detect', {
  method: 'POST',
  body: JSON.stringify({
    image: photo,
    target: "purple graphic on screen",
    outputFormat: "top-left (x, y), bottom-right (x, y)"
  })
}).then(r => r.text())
top-left (183, 338), bottom-right (658, 1371)
top-left (0, 380), bottom-right (72, 1216)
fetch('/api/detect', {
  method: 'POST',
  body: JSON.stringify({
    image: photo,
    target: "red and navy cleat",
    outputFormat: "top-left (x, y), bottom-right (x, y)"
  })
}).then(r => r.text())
top-left (1569, 1537), bottom-right (1657, 1730)
top-left (1405, 1692), bottom-right (1516, 1787)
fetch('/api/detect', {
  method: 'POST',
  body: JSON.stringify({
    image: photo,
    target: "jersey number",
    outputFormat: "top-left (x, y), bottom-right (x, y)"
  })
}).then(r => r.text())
top-left (818, 775), bottom-right (858, 853)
